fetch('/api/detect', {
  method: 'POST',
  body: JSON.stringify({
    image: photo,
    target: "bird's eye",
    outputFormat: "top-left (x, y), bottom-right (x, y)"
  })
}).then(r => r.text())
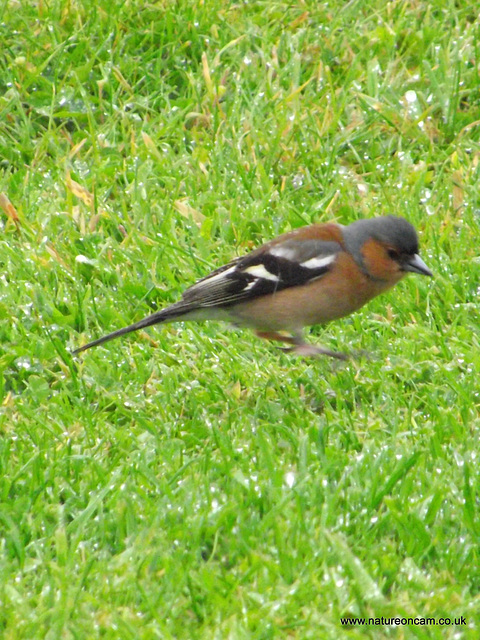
top-left (387, 248), bottom-right (400, 260)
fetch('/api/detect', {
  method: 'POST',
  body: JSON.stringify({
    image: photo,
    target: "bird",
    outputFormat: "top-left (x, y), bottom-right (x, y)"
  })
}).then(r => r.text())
top-left (73, 215), bottom-right (432, 359)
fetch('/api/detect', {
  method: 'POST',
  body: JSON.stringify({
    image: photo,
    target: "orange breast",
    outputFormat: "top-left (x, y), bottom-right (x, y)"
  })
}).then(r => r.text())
top-left (231, 252), bottom-right (401, 332)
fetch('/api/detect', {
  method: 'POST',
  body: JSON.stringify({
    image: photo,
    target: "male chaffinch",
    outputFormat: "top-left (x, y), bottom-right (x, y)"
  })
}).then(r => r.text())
top-left (73, 215), bottom-right (432, 359)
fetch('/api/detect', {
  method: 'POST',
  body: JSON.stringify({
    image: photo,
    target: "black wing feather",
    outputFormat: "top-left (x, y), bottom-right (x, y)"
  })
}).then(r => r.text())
top-left (181, 239), bottom-right (341, 308)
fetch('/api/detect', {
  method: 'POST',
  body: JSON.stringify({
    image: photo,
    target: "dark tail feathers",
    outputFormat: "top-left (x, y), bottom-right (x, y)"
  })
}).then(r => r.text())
top-left (72, 303), bottom-right (189, 355)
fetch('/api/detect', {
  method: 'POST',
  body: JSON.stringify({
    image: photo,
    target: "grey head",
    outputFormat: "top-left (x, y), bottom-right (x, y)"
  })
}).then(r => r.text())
top-left (343, 216), bottom-right (432, 277)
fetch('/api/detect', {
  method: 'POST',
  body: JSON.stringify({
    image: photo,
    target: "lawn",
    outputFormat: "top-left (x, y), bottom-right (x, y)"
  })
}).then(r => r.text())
top-left (1, 0), bottom-right (480, 638)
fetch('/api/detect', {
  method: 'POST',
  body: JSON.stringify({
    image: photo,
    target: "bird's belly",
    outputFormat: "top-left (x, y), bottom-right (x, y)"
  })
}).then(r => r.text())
top-left (230, 277), bottom-right (394, 332)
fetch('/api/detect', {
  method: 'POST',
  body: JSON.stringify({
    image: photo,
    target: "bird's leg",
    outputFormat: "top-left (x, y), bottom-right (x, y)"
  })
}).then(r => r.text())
top-left (255, 331), bottom-right (349, 360)
top-left (255, 331), bottom-right (301, 346)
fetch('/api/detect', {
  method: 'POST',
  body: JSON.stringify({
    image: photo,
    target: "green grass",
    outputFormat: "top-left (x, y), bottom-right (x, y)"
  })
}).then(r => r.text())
top-left (1, 0), bottom-right (480, 638)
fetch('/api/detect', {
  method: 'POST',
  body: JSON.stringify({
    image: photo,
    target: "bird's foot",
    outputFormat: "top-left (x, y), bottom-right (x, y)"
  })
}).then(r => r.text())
top-left (278, 344), bottom-right (349, 360)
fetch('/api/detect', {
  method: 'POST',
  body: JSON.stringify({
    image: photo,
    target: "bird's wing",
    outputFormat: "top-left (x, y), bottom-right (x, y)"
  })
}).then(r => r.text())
top-left (181, 238), bottom-right (342, 308)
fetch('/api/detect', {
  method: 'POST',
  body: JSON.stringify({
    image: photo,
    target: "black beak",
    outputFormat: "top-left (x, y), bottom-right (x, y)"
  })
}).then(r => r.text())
top-left (403, 254), bottom-right (433, 277)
